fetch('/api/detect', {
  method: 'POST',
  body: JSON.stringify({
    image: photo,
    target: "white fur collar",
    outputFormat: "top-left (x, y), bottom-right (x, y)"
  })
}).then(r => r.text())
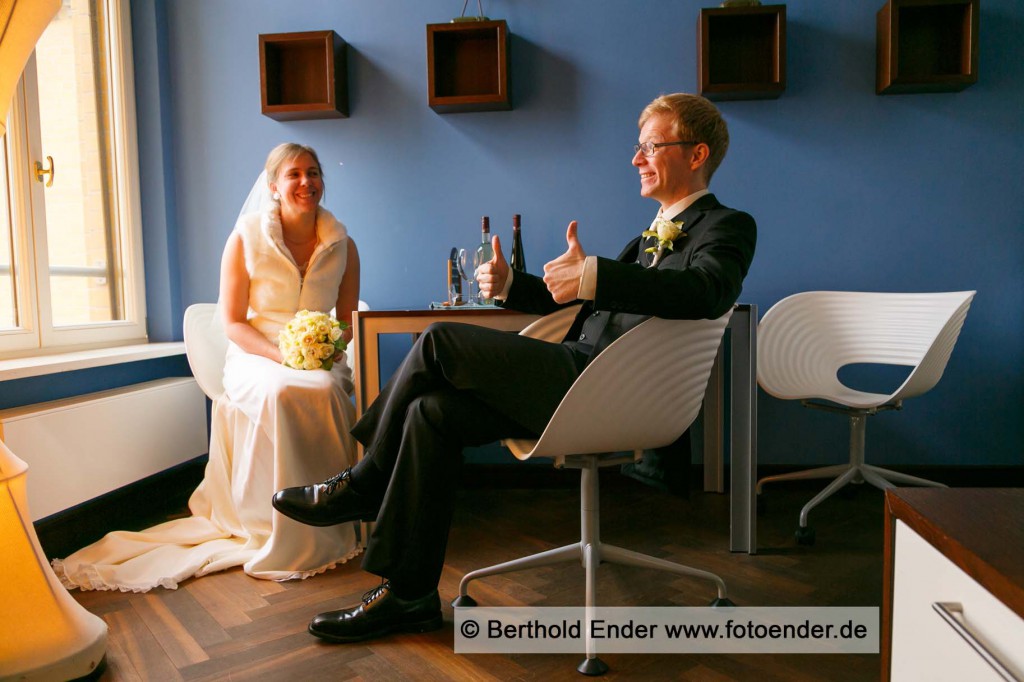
top-left (260, 204), bottom-right (347, 265)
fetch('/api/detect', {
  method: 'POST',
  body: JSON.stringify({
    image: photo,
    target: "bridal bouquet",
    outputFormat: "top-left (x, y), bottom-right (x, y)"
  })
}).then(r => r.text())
top-left (278, 310), bottom-right (348, 371)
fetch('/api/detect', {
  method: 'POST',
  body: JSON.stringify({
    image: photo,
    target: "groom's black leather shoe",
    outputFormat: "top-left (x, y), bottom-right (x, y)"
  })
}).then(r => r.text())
top-left (272, 468), bottom-right (381, 526)
top-left (308, 581), bottom-right (443, 643)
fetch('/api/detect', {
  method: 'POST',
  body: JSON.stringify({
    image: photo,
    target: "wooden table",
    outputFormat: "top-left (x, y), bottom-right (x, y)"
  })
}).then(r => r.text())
top-left (350, 305), bottom-right (758, 554)
top-left (351, 308), bottom-right (541, 418)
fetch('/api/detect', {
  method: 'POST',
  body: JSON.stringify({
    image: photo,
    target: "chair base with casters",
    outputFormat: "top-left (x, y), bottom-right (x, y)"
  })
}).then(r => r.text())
top-left (452, 452), bottom-right (734, 676)
top-left (756, 400), bottom-right (948, 546)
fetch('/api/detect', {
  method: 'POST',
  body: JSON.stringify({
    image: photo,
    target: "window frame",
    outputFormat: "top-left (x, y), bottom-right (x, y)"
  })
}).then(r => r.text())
top-left (0, 0), bottom-right (146, 358)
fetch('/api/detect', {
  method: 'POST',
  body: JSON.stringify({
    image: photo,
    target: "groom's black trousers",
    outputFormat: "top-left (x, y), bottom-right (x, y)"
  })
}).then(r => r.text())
top-left (350, 321), bottom-right (582, 596)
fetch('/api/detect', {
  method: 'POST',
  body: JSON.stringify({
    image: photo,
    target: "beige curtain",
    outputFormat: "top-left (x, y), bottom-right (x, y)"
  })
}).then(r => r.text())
top-left (0, 0), bottom-right (61, 136)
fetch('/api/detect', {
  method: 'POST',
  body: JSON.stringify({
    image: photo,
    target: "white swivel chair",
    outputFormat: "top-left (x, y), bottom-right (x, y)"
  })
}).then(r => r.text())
top-left (453, 307), bottom-right (735, 676)
top-left (183, 301), bottom-right (370, 398)
top-left (755, 291), bottom-right (975, 545)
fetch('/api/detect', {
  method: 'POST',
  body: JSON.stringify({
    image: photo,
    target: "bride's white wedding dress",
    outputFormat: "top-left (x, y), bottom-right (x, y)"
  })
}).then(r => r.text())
top-left (53, 205), bottom-right (360, 592)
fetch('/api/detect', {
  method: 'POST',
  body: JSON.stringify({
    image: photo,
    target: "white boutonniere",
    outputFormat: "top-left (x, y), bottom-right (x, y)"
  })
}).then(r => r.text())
top-left (642, 217), bottom-right (686, 267)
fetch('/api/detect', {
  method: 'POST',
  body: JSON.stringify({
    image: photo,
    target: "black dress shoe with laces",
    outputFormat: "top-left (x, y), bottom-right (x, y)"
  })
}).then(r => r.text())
top-left (309, 580), bottom-right (443, 643)
top-left (272, 468), bottom-right (381, 526)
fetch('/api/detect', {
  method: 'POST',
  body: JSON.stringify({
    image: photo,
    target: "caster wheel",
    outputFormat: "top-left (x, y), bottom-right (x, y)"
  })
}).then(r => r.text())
top-left (578, 657), bottom-right (609, 676)
top-left (451, 594), bottom-right (477, 607)
top-left (795, 526), bottom-right (816, 546)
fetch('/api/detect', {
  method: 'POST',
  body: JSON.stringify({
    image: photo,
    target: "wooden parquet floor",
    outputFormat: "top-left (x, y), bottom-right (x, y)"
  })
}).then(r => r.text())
top-left (73, 473), bottom-right (885, 681)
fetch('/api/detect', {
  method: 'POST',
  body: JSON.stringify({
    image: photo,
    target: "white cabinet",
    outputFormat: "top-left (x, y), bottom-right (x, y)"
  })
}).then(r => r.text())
top-left (891, 520), bottom-right (1024, 681)
top-left (883, 488), bottom-right (1024, 682)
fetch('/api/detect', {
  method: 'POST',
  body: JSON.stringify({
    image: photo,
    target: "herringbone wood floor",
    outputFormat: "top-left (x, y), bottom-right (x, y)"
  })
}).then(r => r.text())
top-left (72, 472), bottom-right (885, 681)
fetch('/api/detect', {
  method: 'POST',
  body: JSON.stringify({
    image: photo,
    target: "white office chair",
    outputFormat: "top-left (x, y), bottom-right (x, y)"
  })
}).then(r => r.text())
top-left (453, 308), bottom-right (734, 676)
top-left (183, 301), bottom-right (369, 398)
top-left (755, 291), bottom-right (975, 545)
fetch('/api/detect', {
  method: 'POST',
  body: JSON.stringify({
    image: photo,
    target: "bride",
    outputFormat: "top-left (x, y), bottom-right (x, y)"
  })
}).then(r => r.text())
top-left (54, 143), bottom-right (362, 591)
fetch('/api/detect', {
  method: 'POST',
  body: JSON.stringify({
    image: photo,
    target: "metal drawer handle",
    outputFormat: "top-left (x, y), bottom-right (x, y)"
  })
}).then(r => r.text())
top-left (932, 602), bottom-right (1021, 682)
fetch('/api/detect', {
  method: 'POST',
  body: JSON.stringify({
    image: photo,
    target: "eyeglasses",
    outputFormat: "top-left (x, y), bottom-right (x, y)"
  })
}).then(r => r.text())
top-left (633, 140), bottom-right (697, 157)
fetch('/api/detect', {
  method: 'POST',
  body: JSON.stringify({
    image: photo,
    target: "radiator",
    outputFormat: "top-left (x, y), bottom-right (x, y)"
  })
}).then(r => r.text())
top-left (0, 377), bottom-right (208, 521)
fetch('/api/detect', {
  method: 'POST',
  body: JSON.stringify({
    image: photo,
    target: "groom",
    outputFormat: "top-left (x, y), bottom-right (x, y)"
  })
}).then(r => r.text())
top-left (273, 93), bottom-right (757, 643)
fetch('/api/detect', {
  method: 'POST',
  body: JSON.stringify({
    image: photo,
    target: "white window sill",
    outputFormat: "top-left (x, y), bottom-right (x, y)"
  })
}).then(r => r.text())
top-left (0, 342), bottom-right (186, 382)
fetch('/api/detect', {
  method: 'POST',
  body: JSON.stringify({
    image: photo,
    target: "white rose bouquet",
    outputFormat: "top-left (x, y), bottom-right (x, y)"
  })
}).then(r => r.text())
top-left (278, 309), bottom-right (348, 371)
top-left (642, 217), bottom-right (686, 267)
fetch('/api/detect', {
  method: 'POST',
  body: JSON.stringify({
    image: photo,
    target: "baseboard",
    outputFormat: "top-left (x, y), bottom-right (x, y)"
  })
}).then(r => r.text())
top-left (465, 463), bottom-right (1024, 490)
top-left (753, 464), bottom-right (1024, 488)
top-left (34, 460), bottom-right (1022, 560)
top-left (34, 456), bottom-right (207, 560)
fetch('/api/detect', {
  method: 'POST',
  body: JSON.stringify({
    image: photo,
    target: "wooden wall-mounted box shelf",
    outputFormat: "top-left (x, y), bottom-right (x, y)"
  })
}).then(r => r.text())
top-left (876, 0), bottom-right (979, 94)
top-left (698, 4), bottom-right (786, 101)
top-left (259, 30), bottom-right (347, 120)
top-left (426, 20), bottom-right (510, 113)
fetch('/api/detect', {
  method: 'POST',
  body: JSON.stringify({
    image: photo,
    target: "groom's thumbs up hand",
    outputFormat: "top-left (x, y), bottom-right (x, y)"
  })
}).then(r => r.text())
top-left (477, 234), bottom-right (509, 300)
top-left (544, 221), bottom-right (587, 304)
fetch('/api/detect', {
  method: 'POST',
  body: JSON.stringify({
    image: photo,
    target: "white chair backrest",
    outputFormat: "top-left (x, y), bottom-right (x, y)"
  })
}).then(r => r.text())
top-left (757, 291), bottom-right (975, 407)
top-left (508, 310), bottom-right (732, 460)
top-left (183, 300), bottom-right (370, 401)
top-left (183, 303), bottom-right (228, 401)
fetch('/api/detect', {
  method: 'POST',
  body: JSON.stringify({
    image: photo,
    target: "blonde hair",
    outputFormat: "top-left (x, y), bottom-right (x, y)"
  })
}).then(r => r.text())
top-left (265, 142), bottom-right (324, 184)
top-left (639, 94), bottom-right (729, 183)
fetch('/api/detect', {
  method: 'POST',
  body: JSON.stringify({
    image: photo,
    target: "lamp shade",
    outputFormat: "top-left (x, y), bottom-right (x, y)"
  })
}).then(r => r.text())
top-left (0, 0), bottom-right (61, 136)
top-left (0, 440), bottom-right (107, 681)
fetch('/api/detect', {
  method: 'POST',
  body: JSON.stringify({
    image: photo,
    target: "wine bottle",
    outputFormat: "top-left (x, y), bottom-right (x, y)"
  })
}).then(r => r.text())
top-left (509, 213), bottom-right (526, 273)
top-left (474, 216), bottom-right (494, 305)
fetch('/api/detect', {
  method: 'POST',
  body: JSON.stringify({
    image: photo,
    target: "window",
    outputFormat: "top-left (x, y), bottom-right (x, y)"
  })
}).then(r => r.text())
top-left (0, 0), bottom-right (144, 356)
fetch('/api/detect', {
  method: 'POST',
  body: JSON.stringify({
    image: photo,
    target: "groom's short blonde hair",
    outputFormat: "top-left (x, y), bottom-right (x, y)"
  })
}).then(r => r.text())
top-left (639, 94), bottom-right (729, 184)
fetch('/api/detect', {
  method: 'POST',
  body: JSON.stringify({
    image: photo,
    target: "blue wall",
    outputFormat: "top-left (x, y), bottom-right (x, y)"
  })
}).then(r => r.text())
top-left (122, 0), bottom-right (1021, 468)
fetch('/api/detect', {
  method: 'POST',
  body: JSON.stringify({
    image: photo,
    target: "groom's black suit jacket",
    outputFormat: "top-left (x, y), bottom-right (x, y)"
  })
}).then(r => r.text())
top-left (502, 193), bottom-right (756, 360)
top-left (499, 193), bottom-right (756, 492)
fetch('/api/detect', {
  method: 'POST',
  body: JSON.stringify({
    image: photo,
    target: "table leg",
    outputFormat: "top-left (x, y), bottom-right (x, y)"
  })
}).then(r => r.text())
top-left (729, 304), bottom-right (758, 554)
top-left (702, 343), bottom-right (725, 493)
